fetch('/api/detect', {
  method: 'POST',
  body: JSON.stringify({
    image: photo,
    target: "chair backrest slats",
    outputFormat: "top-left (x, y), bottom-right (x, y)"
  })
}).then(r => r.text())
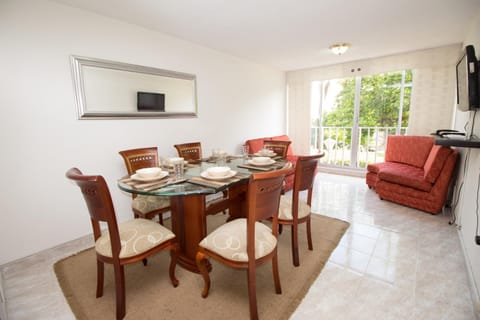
top-left (66, 168), bottom-right (122, 255)
top-left (292, 154), bottom-right (323, 206)
top-left (119, 147), bottom-right (159, 175)
top-left (263, 140), bottom-right (292, 158)
top-left (246, 167), bottom-right (290, 260)
top-left (248, 174), bottom-right (285, 222)
top-left (174, 142), bottom-right (202, 161)
top-left (295, 156), bottom-right (320, 192)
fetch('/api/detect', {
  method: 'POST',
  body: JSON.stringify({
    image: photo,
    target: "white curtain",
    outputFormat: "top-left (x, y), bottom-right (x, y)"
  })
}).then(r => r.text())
top-left (286, 44), bottom-right (461, 149)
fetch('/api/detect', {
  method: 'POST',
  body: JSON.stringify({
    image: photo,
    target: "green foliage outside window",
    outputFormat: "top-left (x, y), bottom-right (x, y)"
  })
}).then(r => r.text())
top-left (319, 70), bottom-right (412, 147)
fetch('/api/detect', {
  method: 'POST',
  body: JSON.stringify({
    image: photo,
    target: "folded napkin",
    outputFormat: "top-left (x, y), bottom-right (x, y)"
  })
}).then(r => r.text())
top-left (187, 176), bottom-right (240, 189)
top-left (236, 164), bottom-right (277, 171)
top-left (203, 155), bottom-right (240, 163)
top-left (119, 176), bottom-right (187, 191)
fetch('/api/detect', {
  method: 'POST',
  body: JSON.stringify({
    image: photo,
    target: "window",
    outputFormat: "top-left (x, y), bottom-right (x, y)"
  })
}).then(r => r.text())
top-left (311, 70), bottom-right (412, 169)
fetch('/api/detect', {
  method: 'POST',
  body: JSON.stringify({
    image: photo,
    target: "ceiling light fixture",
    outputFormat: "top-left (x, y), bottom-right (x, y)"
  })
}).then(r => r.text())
top-left (329, 43), bottom-right (350, 55)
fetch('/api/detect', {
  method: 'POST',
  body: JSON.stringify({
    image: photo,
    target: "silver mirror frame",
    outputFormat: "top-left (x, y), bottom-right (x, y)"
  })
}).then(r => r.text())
top-left (70, 55), bottom-right (198, 119)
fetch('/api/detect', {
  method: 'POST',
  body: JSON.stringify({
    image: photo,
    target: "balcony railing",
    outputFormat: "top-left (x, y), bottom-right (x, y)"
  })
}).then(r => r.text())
top-left (311, 126), bottom-right (408, 169)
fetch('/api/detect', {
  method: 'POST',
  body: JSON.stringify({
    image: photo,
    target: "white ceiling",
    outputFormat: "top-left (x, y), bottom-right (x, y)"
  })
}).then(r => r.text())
top-left (55, 0), bottom-right (480, 71)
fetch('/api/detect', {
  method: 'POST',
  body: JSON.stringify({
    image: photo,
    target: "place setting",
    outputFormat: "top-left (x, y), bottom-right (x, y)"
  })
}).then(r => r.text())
top-left (237, 155), bottom-right (282, 171)
top-left (188, 166), bottom-right (241, 189)
top-left (253, 148), bottom-right (276, 157)
top-left (203, 149), bottom-right (240, 164)
top-left (119, 166), bottom-right (186, 191)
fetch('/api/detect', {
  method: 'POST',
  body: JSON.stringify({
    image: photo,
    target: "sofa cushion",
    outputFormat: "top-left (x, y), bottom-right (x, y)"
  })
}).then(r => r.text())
top-left (378, 163), bottom-right (433, 192)
top-left (245, 137), bottom-right (265, 154)
top-left (385, 136), bottom-right (433, 168)
top-left (423, 146), bottom-right (453, 183)
top-left (367, 162), bottom-right (392, 174)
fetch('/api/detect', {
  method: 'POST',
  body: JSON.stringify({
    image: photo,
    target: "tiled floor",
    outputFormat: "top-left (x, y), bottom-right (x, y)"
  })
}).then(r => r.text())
top-left (291, 173), bottom-right (477, 320)
top-left (1, 173), bottom-right (478, 319)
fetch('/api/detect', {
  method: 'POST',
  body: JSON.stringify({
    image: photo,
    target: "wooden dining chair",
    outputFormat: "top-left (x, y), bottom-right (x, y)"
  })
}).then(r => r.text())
top-left (119, 147), bottom-right (171, 225)
top-left (263, 140), bottom-right (292, 158)
top-left (174, 142), bottom-right (202, 163)
top-left (66, 168), bottom-right (179, 320)
top-left (196, 166), bottom-right (290, 320)
top-left (174, 141), bottom-right (228, 213)
top-left (278, 154), bottom-right (323, 266)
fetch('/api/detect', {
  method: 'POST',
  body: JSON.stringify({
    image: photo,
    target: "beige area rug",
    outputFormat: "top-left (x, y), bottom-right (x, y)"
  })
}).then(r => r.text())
top-left (54, 214), bottom-right (349, 320)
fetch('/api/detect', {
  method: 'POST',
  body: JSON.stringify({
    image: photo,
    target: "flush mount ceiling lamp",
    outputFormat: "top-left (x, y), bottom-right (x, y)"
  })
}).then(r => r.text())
top-left (329, 43), bottom-right (350, 55)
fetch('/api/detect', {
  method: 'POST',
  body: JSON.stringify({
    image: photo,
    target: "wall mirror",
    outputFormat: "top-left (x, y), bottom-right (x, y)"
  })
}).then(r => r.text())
top-left (70, 55), bottom-right (198, 119)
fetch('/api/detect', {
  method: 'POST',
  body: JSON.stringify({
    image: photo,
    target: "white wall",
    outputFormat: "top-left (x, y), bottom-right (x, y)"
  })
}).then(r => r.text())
top-left (0, 0), bottom-right (286, 264)
top-left (453, 9), bottom-right (480, 309)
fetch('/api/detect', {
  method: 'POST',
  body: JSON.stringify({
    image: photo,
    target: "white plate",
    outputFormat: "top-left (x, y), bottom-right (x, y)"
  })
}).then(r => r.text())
top-left (200, 170), bottom-right (237, 180)
top-left (254, 151), bottom-right (276, 157)
top-left (248, 159), bottom-right (276, 166)
top-left (131, 171), bottom-right (169, 182)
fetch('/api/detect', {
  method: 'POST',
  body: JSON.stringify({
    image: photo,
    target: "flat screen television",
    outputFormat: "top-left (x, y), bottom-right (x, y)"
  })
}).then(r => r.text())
top-left (456, 45), bottom-right (480, 112)
top-left (137, 92), bottom-right (165, 112)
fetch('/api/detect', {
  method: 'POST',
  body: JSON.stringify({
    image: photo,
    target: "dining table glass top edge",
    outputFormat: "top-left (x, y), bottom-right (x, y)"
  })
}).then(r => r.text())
top-left (117, 156), bottom-right (288, 196)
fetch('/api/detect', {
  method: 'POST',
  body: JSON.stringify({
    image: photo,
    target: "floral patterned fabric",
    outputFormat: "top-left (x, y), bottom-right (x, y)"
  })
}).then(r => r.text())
top-left (95, 218), bottom-right (175, 258)
top-left (375, 150), bottom-right (459, 214)
top-left (423, 145), bottom-right (453, 183)
top-left (278, 195), bottom-right (311, 220)
top-left (199, 218), bottom-right (277, 262)
top-left (365, 135), bottom-right (459, 214)
top-left (132, 195), bottom-right (170, 214)
top-left (378, 163), bottom-right (433, 192)
top-left (385, 136), bottom-right (433, 168)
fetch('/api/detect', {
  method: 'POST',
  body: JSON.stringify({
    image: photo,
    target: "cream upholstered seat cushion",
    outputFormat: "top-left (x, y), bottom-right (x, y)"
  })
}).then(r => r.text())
top-left (132, 195), bottom-right (170, 214)
top-left (95, 218), bottom-right (175, 258)
top-left (199, 218), bottom-right (277, 262)
top-left (278, 195), bottom-right (311, 220)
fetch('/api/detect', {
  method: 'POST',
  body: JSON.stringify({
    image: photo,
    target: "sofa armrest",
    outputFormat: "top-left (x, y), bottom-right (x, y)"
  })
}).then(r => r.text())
top-left (423, 146), bottom-right (453, 183)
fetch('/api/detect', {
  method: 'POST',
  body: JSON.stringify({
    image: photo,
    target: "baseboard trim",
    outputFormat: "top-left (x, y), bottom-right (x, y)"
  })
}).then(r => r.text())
top-left (318, 166), bottom-right (366, 178)
top-left (0, 269), bottom-right (7, 320)
top-left (457, 228), bottom-right (480, 320)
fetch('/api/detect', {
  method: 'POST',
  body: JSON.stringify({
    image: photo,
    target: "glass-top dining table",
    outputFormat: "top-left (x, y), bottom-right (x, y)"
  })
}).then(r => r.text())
top-left (118, 156), bottom-right (288, 273)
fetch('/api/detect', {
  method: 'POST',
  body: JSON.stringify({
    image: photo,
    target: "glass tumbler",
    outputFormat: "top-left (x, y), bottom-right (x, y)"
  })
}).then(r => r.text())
top-left (242, 144), bottom-right (250, 163)
top-left (171, 157), bottom-right (184, 179)
top-left (216, 154), bottom-right (227, 166)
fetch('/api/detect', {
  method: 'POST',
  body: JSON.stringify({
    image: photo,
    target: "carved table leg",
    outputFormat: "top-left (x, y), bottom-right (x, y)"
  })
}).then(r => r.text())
top-left (170, 194), bottom-right (211, 273)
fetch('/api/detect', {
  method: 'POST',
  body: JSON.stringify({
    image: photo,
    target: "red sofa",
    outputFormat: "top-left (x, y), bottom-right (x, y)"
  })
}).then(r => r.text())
top-left (245, 135), bottom-right (298, 192)
top-left (366, 135), bottom-right (458, 214)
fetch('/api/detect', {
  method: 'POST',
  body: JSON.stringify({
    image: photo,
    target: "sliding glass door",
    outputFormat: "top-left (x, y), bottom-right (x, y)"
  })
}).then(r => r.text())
top-left (311, 70), bottom-right (412, 170)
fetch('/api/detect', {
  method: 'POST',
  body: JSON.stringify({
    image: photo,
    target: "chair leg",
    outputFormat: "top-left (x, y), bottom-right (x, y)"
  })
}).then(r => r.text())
top-left (247, 267), bottom-right (259, 320)
top-left (158, 213), bottom-right (164, 225)
top-left (96, 259), bottom-right (104, 298)
top-left (278, 224), bottom-right (283, 234)
top-left (291, 224), bottom-right (300, 267)
top-left (169, 244), bottom-right (179, 287)
top-left (306, 216), bottom-right (313, 251)
top-left (196, 252), bottom-right (211, 298)
top-left (272, 251), bottom-right (282, 294)
top-left (113, 263), bottom-right (126, 320)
